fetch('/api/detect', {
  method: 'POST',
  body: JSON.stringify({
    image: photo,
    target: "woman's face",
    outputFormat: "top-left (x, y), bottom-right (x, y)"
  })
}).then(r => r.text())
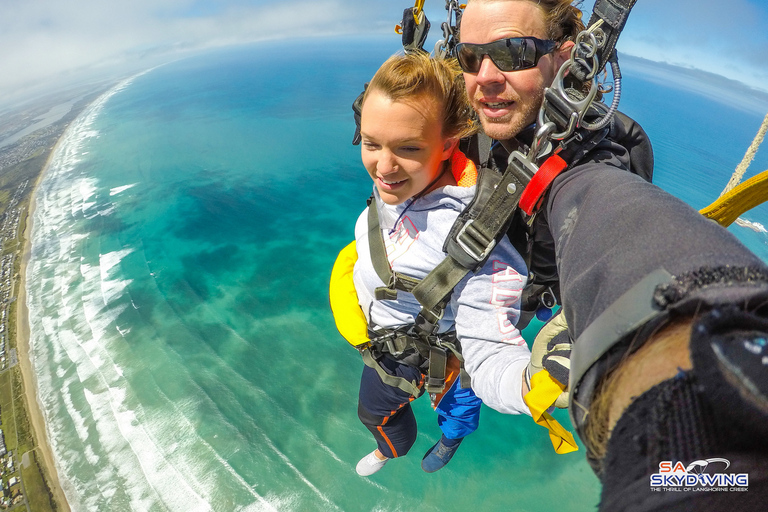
top-left (360, 89), bottom-right (456, 205)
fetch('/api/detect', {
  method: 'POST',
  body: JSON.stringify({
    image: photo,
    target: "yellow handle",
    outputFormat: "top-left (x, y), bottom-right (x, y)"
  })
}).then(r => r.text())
top-left (699, 169), bottom-right (768, 227)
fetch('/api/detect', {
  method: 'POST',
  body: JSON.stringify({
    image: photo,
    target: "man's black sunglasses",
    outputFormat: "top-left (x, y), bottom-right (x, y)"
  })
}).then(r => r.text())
top-left (455, 37), bottom-right (558, 73)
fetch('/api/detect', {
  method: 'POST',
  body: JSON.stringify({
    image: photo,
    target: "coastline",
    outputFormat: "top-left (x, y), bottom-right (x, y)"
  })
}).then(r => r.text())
top-left (16, 139), bottom-right (71, 511)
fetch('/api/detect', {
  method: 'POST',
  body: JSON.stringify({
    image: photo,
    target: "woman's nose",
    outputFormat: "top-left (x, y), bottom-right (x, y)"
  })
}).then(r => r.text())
top-left (377, 150), bottom-right (397, 174)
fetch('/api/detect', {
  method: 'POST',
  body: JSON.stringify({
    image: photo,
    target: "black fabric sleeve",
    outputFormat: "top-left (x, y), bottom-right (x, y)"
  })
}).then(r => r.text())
top-left (546, 154), bottom-right (766, 342)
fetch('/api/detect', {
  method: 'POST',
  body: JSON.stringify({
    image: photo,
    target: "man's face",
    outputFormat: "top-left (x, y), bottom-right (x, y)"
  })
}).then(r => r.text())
top-left (460, 0), bottom-right (565, 140)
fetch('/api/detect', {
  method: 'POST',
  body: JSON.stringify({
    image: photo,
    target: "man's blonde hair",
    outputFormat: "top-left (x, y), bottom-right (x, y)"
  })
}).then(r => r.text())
top-left (464, 0), bottom-right (585, 43)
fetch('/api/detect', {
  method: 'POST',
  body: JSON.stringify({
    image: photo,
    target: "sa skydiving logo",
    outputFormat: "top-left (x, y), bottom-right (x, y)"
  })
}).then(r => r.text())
top-left (650, 458), bottom-right (749, 492)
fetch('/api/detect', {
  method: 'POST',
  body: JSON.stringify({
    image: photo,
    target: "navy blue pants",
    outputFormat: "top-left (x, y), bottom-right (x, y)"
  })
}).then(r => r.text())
top-left (357, 356), bottom-right (481, 459)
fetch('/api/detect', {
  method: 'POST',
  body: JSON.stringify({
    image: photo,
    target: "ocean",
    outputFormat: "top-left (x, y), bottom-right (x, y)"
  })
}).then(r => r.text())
top-left (26, 37), bottom-right (768, 512)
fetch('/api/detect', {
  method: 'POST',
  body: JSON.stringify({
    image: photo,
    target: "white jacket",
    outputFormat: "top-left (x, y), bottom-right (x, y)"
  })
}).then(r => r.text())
top-left (353, 185), bottom-right (532, 415)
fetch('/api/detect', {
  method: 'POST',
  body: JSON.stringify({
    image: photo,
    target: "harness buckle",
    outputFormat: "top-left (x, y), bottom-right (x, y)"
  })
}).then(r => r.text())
top-left (385, 335), bottom-right (405, 358)
top-left (455, 219), bottom-right (496, 264)
top-left (509, 150), bottom-right (540, 180)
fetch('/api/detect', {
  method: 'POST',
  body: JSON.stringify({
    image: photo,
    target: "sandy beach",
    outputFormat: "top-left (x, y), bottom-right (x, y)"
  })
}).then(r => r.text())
top-left (16, 152), bottom-right (71, 512)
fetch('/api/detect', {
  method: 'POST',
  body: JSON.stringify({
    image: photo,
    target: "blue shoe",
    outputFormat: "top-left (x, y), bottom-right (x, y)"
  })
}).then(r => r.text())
top-left (421, 437), bottom-right (463, 473)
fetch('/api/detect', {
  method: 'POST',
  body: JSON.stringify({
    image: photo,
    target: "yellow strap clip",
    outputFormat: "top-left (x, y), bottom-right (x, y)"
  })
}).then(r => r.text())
top-left (524, 371), bottom-right (579, 454)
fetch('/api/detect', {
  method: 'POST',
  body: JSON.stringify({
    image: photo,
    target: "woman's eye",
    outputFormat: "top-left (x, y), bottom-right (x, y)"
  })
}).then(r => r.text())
top-left (362, 141), bottom-right (379, 150)
top-left (401, 146), bottom-right (422, 153)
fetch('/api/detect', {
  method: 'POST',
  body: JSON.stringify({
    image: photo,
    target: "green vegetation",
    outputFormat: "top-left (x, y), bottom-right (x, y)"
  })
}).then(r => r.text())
top-left (22, 451), bottom-right (59, 512)
top-left (0, 371), bottom-right (13, 450)
top-left (0, 152), bottom-right (44, 213)
top-left (13, 368), bottom-right (33, 455)
top-left (0, 121), bottom-right (68, 512)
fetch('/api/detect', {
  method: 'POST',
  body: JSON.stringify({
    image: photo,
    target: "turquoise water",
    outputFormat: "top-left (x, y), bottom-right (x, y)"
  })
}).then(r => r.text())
top-left (27, 38), bottom-right (768, 512)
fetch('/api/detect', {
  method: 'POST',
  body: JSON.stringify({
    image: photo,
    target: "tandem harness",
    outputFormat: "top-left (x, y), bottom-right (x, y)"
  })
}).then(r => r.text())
top-left (357, 0), bottom-right (642, 399)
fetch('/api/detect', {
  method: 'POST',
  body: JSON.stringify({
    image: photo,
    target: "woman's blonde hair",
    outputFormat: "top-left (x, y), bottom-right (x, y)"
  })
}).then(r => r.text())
top-left (363, 52), bottom-right (478, 140)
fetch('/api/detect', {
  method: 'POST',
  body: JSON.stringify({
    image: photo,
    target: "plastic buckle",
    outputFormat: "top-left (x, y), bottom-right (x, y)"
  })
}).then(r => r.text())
top-left (456, 220), bottom-right (496, 263)
top-left (385, 335), bottom-right (405, 358)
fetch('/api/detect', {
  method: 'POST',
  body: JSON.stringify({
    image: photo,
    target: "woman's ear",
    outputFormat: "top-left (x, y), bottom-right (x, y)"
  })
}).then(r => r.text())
top-left (442, 137), bottom-right (459, 160)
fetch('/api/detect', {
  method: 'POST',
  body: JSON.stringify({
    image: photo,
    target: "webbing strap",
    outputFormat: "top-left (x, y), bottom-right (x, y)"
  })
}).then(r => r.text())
top-left (572, 0), bottom-right (638, 81)
top-left (519, 154), bottom-right (569, 215)
top-left (445, 165), bottom-right (529, 271)
top-left (361, 348), bottom-right (425, 398)
top-left (367, 204), bottom-right (422, 300)
top-left (427, 346), bottom-right (448, 393)
top-left (411, 255), bottom-right (474, 321)
top-left (411, 163), bottom-right (530, 319)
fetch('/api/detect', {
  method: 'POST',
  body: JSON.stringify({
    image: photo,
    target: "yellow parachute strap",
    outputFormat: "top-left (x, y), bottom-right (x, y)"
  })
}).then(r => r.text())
top-left (699, 169), bottom-right (768, 227)
top-left (524, 369), bottom-right (579, 454)
top-left (329, 241), bottom-right (370, 347)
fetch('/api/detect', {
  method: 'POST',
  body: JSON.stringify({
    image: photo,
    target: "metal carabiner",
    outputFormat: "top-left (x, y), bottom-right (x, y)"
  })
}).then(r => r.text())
top-left (434, 0), bottom-right (463, 58)
top-left (528, 121), bottom-right (557, 161)
top-left (539, 60), bottom-right (598, 142)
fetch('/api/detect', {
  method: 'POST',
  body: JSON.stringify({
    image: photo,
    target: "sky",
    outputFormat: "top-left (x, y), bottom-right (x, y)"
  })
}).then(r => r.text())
top-left (1, 0), bottom-right (767, 109)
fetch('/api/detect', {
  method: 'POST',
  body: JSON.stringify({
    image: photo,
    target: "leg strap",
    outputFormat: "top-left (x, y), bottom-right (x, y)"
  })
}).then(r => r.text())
top-left (361, 348), bottom-right (424, 398)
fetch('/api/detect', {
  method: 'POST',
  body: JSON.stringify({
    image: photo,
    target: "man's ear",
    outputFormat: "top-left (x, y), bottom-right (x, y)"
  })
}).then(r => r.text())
top-left (555, 41), bottom-right (574, 70)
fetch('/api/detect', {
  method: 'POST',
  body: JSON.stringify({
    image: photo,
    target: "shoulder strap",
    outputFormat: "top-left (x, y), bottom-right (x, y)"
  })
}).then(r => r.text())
top-left (460, 132), bottom-right (494, 169)
top-left (367, 202), bottom-right (422, 300)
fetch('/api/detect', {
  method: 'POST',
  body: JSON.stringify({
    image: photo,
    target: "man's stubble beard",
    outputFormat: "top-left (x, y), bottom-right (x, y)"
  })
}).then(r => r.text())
top-left (475, 87), bottom-right (545, 141)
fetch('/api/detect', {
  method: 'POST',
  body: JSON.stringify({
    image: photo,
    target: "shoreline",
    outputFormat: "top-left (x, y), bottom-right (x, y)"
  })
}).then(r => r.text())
top-left (16, 140), bottom-right (71, 511)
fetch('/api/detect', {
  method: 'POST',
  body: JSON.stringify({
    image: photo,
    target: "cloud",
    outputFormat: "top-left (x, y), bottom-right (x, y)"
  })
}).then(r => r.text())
top-left (2, 0), bottom-right (767, 107)
top-left (0, 0), bottom-right (401, 106)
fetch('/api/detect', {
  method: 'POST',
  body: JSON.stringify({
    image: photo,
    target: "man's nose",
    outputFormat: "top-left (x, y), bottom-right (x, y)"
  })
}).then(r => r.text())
top-left (476, 56), bottom-right (505, 85)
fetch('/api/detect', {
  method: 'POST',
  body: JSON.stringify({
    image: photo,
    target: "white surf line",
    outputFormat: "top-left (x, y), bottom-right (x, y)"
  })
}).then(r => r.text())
top-left (206, 446), bottom-right (280, 512)
top-left (260, 435), bottom-right (343, 511)
top-left (171, 355), bottom-right (348, 507)
top-left (144, 370), bottom-right (280, 511)
top-left (183, 324), bottom-right (351, 468)
top-left (109, 183), bottom-right (138, 196)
